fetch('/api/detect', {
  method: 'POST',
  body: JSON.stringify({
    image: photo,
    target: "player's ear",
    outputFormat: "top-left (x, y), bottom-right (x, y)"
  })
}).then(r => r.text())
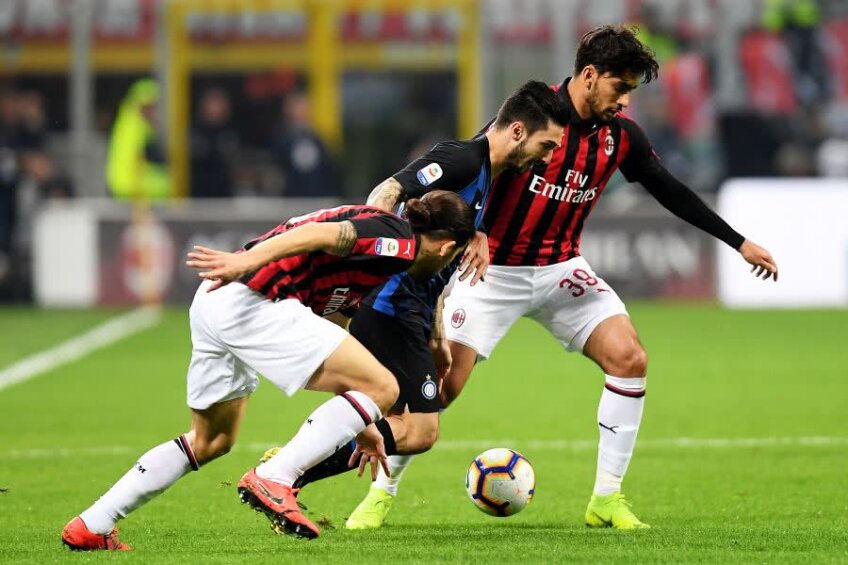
top-left (511, 121), bottom-right (525, 142)
top-left (582, 65), bottom-right (596, 89)
top-left (439, 240), bottom-right (457, 257)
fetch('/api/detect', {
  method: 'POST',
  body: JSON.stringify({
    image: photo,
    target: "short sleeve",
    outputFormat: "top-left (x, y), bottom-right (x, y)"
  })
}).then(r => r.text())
top-left (392, 141), bottom-right (484, 199)
top-left (347, 213), bottom-right (418, 263)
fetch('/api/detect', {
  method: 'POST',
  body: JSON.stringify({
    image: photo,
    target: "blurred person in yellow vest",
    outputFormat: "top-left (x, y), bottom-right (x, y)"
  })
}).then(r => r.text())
top-left (633, 5), bottom-right (678, 66)
top-left (106, 79), bottom-right (170, 200)
top-left (762, 0), bottom-right (821, 32)
top-left (762, 0), bottom-right (828, 106)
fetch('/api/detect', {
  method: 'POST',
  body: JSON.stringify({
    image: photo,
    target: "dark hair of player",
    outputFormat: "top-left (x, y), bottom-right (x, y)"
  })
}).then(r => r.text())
top-left (574, 25), bottom-right (659, 83)
top-left (404, 190), bottom-right (476, 248)
top-left (492, 80), bottom-right (570, 134)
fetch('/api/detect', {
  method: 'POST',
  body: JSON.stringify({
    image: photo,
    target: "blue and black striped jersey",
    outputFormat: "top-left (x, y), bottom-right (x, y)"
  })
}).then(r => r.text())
top-left (362, 137), bottom-right (492, 330)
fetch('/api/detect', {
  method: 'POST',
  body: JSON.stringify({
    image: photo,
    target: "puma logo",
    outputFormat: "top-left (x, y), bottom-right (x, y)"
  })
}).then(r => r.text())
top-left (598, 421), bottom-right (619, 434)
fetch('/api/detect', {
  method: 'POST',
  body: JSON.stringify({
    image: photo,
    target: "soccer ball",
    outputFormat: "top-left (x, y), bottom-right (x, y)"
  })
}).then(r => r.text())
top-left (465, 448), bottom-right (535, 517)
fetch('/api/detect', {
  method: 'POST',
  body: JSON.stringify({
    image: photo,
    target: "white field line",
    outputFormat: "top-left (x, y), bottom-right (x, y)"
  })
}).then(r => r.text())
top-left (1, 436), bottom-right (846, 461)
top-left (0, 306), bottom-right (162, 393)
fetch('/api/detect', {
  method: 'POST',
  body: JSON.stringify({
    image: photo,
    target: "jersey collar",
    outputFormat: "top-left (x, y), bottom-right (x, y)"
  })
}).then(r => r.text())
top-left (558, 77), bottom-right (602, 128)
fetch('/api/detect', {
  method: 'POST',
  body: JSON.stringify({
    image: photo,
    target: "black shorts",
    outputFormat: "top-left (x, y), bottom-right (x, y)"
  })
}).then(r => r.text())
top-left (349, 305), bottom-right (440, 413)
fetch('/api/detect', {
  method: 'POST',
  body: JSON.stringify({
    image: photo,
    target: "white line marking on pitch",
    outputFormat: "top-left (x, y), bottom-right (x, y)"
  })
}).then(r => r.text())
top-left (0, 306), bottom-right (162, 393)
top-left (1, 436), bottom-right (846, 460)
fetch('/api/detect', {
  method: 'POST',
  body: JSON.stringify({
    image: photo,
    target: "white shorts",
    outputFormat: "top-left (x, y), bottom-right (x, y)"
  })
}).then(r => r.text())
top-left (186, 281), bottom-right (348, 410)
top-left (444, 256), bottom-right (627, 359)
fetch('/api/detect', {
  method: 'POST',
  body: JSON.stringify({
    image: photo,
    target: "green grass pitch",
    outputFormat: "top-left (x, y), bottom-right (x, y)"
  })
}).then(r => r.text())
top-left (0, 303), bottom-right (846, 563)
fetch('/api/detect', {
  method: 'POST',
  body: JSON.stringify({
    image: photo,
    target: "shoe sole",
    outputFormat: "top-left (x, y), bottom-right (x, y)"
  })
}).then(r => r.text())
top-left (586, 510), bottom-right (649, 530)
top-left (585, 510), bottom-right (612, 528)
top-left (61, 536), bottom-right (128, 551)
top-left (238, 486), bottom-right (319, 540)
top-left (62, 538), bottom-right (86, 551)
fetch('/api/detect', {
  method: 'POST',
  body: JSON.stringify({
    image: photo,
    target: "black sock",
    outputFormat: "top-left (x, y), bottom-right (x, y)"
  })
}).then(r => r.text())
top-left (293, 440), bottom-right (356, 489)
top-left (293, 419), bottom-right (398, 489)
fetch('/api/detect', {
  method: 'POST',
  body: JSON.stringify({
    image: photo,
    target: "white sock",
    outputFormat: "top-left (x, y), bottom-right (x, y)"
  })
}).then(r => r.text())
top-left (373, 454), bottom-right (415, 496)
top-left (594, 375), bottom-right (645, 497)
top-left (79, 435), bottom-right (198, 534)
top-left (257, 391), bottom-right (382, 486)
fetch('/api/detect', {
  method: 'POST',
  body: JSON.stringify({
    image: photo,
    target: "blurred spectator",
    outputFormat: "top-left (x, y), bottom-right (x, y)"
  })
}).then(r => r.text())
top-left (190, 88), bottom-right (238, 198)
top-left (0, 89), bottom-right (20, 282)
top-left (775, 142), bottom-right (816, 177)
top-left (7, 149), bottom-right (73, 302)
top-left (16, 151), bottom-right (73, 246)
top-left (16, 90), bottom-right (47, 151)
top-left (816, 101), bottom-right (848, 177)
top-left (762, 0), bottom-right (829, 107)
top-left (106, 79), bottom-right (170, 200)
top-left (273, 91), bottom-right (339, 197)
top-left (634, 6), bottom-right (679, 65)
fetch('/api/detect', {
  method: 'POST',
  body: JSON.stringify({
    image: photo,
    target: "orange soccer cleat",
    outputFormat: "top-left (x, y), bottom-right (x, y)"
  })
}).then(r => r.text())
top-left (237, 468), bottom-right (320, 540)
top-left (61, 516), bottom-right (131, 551)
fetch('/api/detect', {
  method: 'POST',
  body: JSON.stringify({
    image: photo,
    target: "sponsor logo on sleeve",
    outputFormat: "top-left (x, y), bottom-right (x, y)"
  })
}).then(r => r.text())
top-left (401, 240), bottom-right (413, 258)
top-left (416, 163), bottom-right (443, 186)
top-left (375, 237), bottom-right (399, 257)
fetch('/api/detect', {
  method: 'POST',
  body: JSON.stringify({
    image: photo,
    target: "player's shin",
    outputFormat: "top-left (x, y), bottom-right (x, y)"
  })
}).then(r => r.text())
top-left (594, 375), bottom-right (646, 496)
top-left (78, 435), bottom-right (199, 534)
top-left (256, 391), bottom-right (382, 486)
top-left (374, 454), bottom-right (415, 496)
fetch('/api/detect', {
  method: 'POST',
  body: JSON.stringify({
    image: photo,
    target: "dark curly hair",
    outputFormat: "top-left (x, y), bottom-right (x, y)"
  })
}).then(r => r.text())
top-left (574, 25), bottom-right (659, 83)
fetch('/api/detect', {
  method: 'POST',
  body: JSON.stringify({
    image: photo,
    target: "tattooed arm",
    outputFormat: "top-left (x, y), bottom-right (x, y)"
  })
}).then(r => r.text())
top-left (186, 221), bottom-right (359, 289)
top-left (366, 177), bottom-right (406, 211)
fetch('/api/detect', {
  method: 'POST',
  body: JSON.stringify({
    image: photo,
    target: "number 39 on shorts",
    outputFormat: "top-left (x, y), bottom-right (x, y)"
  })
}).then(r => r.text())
top-left (558, 268), bottom-right (604, 298)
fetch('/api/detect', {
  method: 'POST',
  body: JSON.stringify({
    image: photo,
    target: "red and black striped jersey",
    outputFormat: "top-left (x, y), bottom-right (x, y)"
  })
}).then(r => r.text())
top-left (240, 205), bottom-right (418, 316)
top-left (484, 79), bottom-right (657, 266)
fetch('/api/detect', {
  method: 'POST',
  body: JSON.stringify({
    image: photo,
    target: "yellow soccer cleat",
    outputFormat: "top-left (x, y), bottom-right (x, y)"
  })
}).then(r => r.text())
top-left (345, 485), bottom-right (395, 530)
top-left (585, 493), bottom-right (650, 530)
top-left (260, 446), bottom-right (282, 464)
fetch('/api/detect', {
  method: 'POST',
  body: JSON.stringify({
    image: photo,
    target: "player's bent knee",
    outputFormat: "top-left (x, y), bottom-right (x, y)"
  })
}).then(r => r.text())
top-left (359, 368), bottom-right (399, 414)
top-left (610, 346), bottom-right (648, 377)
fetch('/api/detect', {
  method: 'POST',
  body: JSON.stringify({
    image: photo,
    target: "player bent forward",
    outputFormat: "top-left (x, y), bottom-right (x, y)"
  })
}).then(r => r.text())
top-left (60, 191), bottom-right (476, 550)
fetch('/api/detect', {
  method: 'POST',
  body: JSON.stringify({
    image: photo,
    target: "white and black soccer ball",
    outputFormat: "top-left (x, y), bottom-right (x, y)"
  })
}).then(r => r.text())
top-left (465, 448), bottom-right (535, 517)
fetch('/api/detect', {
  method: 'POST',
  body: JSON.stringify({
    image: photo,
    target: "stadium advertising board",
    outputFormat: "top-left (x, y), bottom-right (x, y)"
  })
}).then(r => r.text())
top-left (34, 197), bottom-right (717, 307)
top-left (717, 179), bottom-right (848, 308)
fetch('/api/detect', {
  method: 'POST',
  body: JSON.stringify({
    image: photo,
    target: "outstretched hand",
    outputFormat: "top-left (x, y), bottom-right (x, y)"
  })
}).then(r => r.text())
top-left (348, 424), bottom-right (390, 481)
top-left (739, 240), bottom-right (778, 282)
top-left (458, 231), bottom-right (489, 286)
top-left (185, 245), bottom-right (253, 291)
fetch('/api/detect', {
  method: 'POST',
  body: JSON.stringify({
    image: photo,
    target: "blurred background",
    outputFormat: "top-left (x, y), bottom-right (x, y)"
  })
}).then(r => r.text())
top-left (1, 0), bottom-right (847, 308)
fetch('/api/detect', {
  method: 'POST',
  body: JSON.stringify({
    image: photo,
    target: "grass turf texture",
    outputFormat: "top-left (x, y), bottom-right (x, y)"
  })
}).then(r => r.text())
top-left (0, 304), bottom-right (846, 563)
